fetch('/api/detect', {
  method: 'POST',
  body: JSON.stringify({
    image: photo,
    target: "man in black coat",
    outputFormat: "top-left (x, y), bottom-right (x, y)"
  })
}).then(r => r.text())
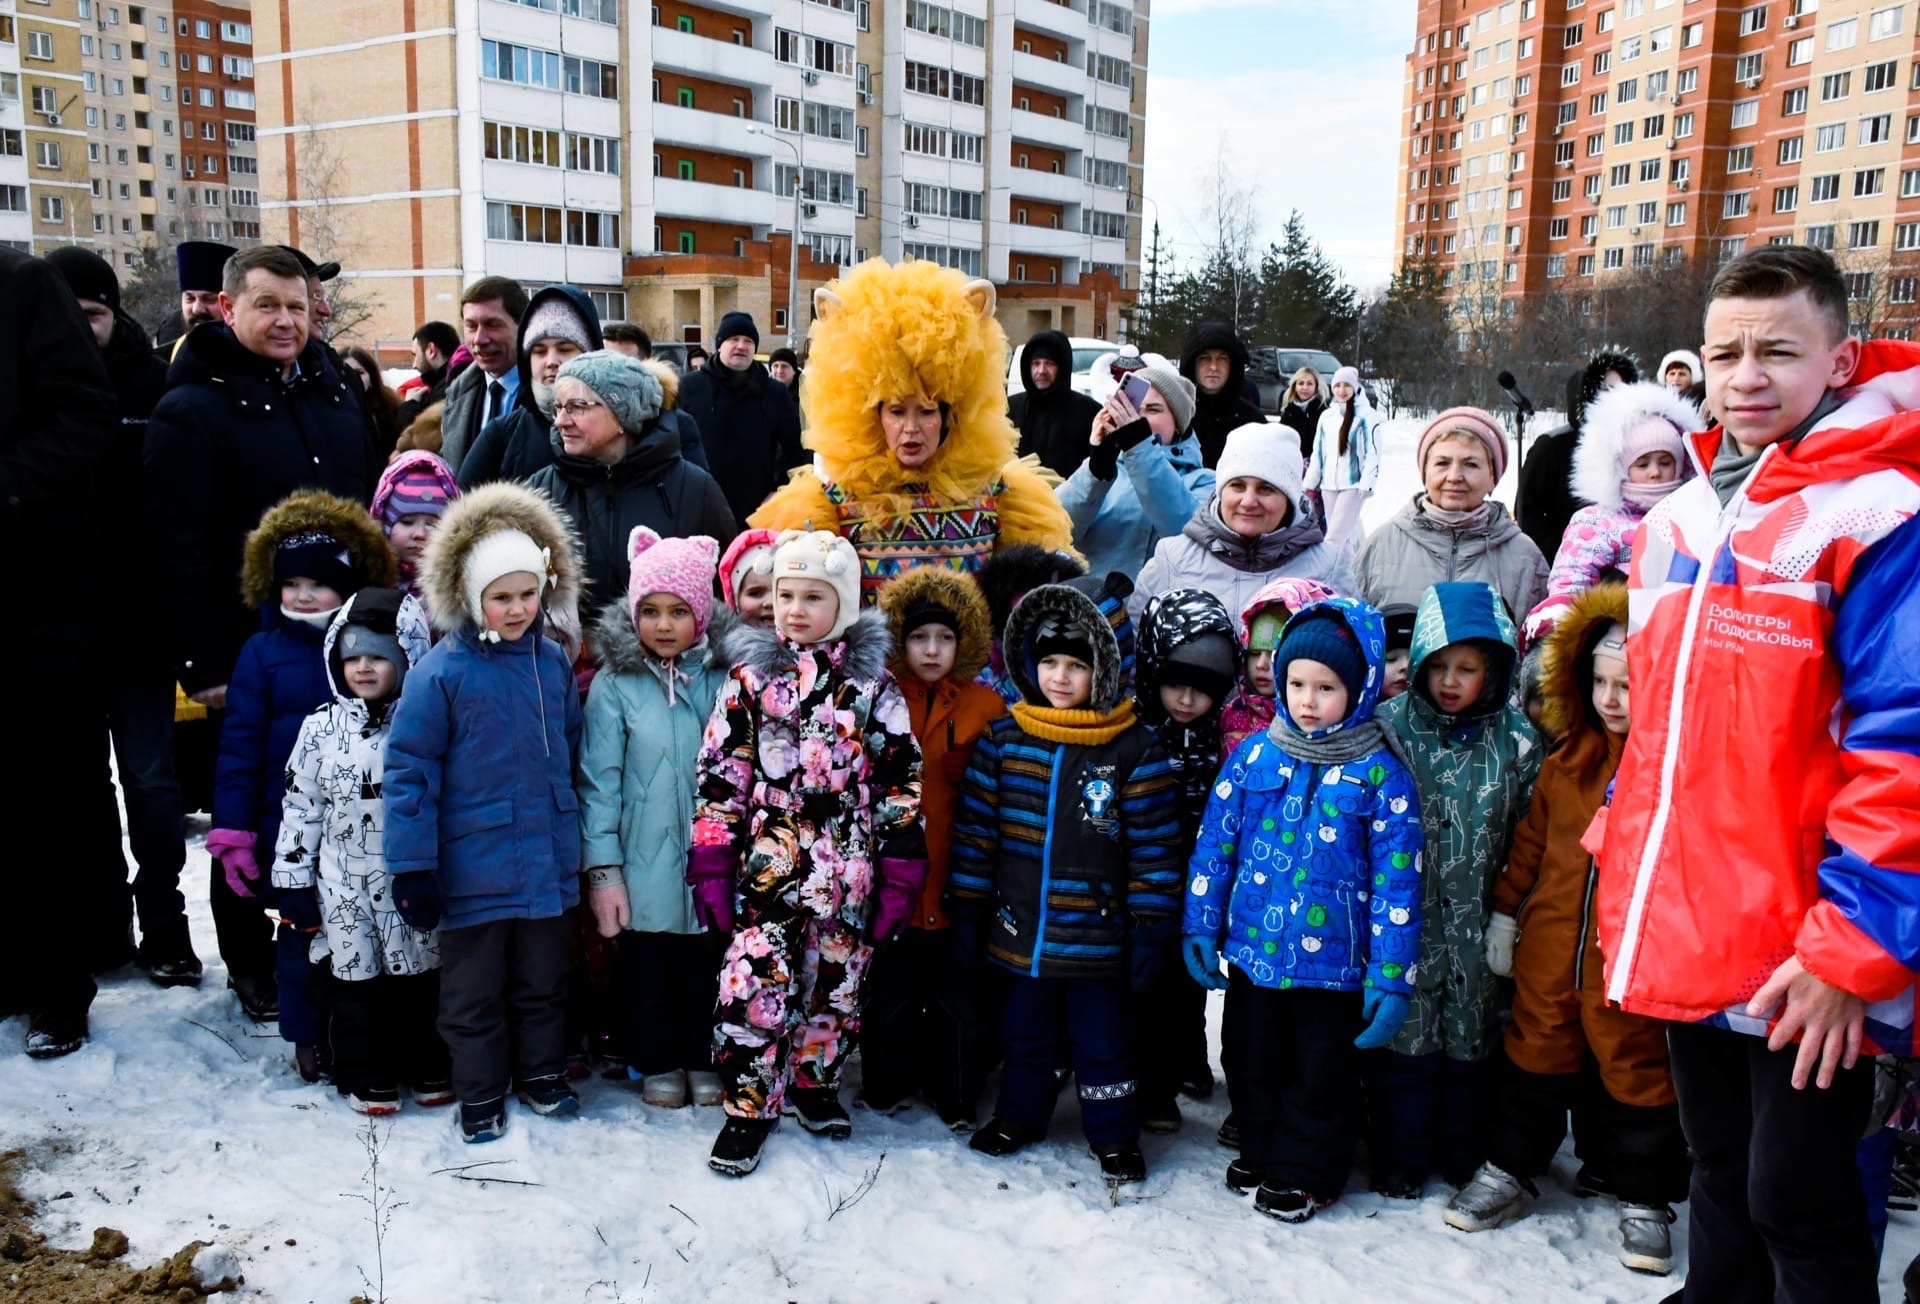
top-left (49, 248), bottom-right (203, 989)
top-left (1008, 329), bottom-right (1100, 479)
top-left (0, 248), bottom-right (117, 1057)
top-left (1180, 321), bottom-right (1267, 468)
top-left (145, 244), bottom-right (377, 709)
top-left (677, 311), bottom-right (805, 524)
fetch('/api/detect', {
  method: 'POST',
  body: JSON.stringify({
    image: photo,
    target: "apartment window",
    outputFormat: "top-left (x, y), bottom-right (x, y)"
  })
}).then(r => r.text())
top-left (1893, 277), bottom-right (1918, 306)
top-left (1607, 204), bottom-right (1628, 229)
top-left (481, 40), bottom-right (561, 90)
top-left (1811, 173), bottom-right (1841, 202)
top-left (33, 140), bottom-right (58, 168)
top-left (1735, 53), bottom-right (1764, 82)
top-left (1588, 132), bottom-right (1605, 156)
top-left (1675, 112), bottom-right (1695, 137)
top-left (1740, 5), bottom-right (1767, 36)
top-left (1828, 17), bottom-right (1858, 50)
top-left (676, 87), bottom-right (693, 108)
top-left (25, 30), bottom-right (51, 60)
top-left (1904, 169), bottom-right (1920, 198)
top-left (1650, 25), bottom-right (1672, 54)
top-left (1637, 200), bottom-right (1659, 225)
top-left (1822, 73), bottom-right (1853, 103)
top-left (1724, 192), bottom-right (1751, 219)
top-left (1731, 100), bottom-right (1759, 129)
top-left (1910, 116), bottom-right (1920, 144)
top-left (1564, 22), bottom-right (1583, 47)
top-left (1788, 36), bottom-right (1813, 66)
top-left (1780, 136), bottom-right (1804, 165)
top-left (1856, 168), bottom-right (1885, 197)
top-left (1578, 254), bottom-right (1596, 277)
top-left (1865, 61), bottom-right (1899, 95)
top-left (1589, 91), bottom-right (1607, 115)
top-left (1549, 217), bottom-right (1570, 239)
top-left (1547, 254), bottom-right (1568, 278)
top-left (1610, 162), bottom-right (1632, 187)
top-left (1593, 51), bottom-right (1610, 75)
top-left (1846, 273), bottom-right (1873, 303)
top-left (1643, 114), bottom-right (1665, 138)
top-left (1562, 63), bottom-right (1580, 87)
top-left (1641, 158), bottom-right (1662, 182)
top-left (1669, 200), bottom-right (1689, 224)
top-left (1728, 145), bottom-right (1756, 173)
top-left (563, 56), bottom-right (619, 99)
top-left (1681, 21), bottom-right (1702, 49)
top-left (1614, 122), bottom-right (1635, 145)
top-left (1862, 114), bottom-right (1894, 145)
top-left (1678, 68), bottom-right (1698, 95)
top-left (1869, 6), bottom-right (1903, 41)
top-left (38, 195), bottom-right (63, 222)
top-left (1898, 222), bottom-right (1920, 251)
top-left (1603, 247), bottom-right (1625, 269)
top-left (1816, 123), bottom-right (1847, 153)
top-left (1596, 8), bottom-right (1615, 32)
top-left (1553, 178), bottom-right (1573, 201)
top-left (1776, 185), bottom-right (1800, 214)
top-left (1783, 87), bottom-right (1808, 116)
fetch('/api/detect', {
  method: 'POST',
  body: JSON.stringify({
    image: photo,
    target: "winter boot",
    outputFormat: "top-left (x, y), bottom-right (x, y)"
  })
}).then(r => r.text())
top-left (969, 1118), bottom-right (1042, 1158)
top-left (1372, 1167), bottom-right (1426, 1201)
top-left (459, 1097), bottom-right (507, 1143)
top-left (1091, 1143), bottom-right (1147, 1185)
top-left (788, 1086), bottom-right (853, 1139)
top-left (1254, 1184), bottom-right (1333, 1223)
top-left (687, 1070), bottom-right (725, 1107)
top-left (411, 1080), bottom-right (456, 1107)
top-left (1140, 1092), bottom-right (1182, 1136)
top-left (1618, 1203), bottom-right (1676, 1276)
top-left (641, 1069), bottom-right (689, 1108)
top-left (294, 1043), bottom-right (327, 1085)
top-left (1225, 1158), bottom-right (1262, 1194)
top-left (1178, 1064), bottom-right (1216, 1100)
top-left (24, 1010), bottom-right (88, 1059)
top-left (1442, 1162), bottom-right (1533, 1232)
top-left (137, 921), bottom-right (203, 988)
top-left (709, 1116), bottom-right (777, 1177)
top-left (516, 1075), bottom-right (581, 1117)
top-left (228, 972), bottom-right (278, 1023)
top-left (1216, 1112), bottom-right (1240, 1149)
top-left (853, 1090), bottom-right (914, 1117)
top-left (346, 1084), bottom-right (402, 1116)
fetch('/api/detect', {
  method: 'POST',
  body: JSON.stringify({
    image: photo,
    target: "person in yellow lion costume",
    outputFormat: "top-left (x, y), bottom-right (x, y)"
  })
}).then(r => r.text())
top-left (749, 259), bottom-right (1074, 604)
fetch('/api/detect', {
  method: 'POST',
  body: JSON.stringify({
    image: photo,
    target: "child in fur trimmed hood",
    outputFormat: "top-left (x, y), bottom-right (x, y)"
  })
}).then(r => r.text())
top-left (690, 529), bottom-right (925, 1177)
top-left (862, 566), bottom-right (1007, 1127)
top-left (383, 483), bottom-right (587, 1144)
top-left (209, 491), bottom-right (399, 1067)
top-left (577, 528), bottom-right (731, 1110)
top-left (1543, 380), bottom-right (1698, 604)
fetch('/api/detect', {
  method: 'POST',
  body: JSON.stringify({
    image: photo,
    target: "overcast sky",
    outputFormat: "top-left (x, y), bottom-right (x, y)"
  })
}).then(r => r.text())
top-left (1141, 0), bottom-right (1416, 292)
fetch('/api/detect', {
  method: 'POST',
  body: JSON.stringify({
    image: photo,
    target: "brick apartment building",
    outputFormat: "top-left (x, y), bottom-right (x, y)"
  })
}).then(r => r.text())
top-left (1397, 0), bottom-right (1920, 338)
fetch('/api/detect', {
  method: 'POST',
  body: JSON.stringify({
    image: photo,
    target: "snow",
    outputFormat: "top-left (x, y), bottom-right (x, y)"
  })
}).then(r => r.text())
top-left (5, 413), bottom-right (1914, 1301)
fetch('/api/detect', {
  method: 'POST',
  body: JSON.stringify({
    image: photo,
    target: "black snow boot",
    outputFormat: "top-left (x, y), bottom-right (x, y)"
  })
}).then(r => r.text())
top-left (228, 972), bottom-right (278, 1023)
top-left (24, 1010), bottom-right (89, 1059)
top-left (1216, 1112), bottom-right (1240, 1149)
top-left (709, 1116), bottom-right (777, 1177)
top-left (1254, 1184), bottom-right (1333, 1224)
top-left (1140, 1092), bottom-right (1182, 1135)
top-left (1225, 1158), bottom-right (1261, 1194)
top-left (788, 1087), bottom-right (852, 1139)
top-left (1091, 1143), bottom-right (1147, 1184)
top-left (515, 1075), bottom-right (580, 1117)
top-left (1372, 1167), bottom-right (1425, 1201)
top-left (136, 920), bottom-right (203, 988)
top-left (459, 1097), bottom-right (507, 1144)
top-left (969, 1117), bottom-right (1042, 1157)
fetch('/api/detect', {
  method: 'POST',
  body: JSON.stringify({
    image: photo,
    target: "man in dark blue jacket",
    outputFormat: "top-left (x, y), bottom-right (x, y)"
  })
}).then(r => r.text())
top-left (677, 312), bottom-right (805, 525)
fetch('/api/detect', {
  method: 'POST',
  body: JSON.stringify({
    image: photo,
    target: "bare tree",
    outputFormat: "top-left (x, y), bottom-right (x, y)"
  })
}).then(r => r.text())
top-left (292, 113), bottom-right (376, 342)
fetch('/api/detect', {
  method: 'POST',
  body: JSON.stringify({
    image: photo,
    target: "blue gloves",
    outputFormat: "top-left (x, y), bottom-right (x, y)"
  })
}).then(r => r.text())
top-left (276, 887), bottom-right (322, 935)
top-left (1354, 987), bottom-right (1411, 1049)
top-left (391, 872), bottom-right (443, 932)
top-left (1182, 936), bottom-right (1228, 991)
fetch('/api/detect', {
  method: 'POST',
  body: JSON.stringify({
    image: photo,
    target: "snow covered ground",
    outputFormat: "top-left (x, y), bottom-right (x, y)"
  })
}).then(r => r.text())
top-left (6, 412), bottom-right (1915, 1301)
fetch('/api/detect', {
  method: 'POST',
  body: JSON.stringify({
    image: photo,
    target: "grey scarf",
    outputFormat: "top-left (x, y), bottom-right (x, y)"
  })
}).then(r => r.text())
top-left (1266, 714), bottom-right (1413, 770)
top-left (1183, 497), bottom-right (1327, 572)
top-left (1710, 390), bottom-right (1844, 506)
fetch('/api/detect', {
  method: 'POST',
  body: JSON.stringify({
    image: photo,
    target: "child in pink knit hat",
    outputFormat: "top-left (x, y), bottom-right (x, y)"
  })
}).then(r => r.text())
top-left (371, 450), bottom-right (460, 608)
top-left (577, 527), bottom-right (730, 1109)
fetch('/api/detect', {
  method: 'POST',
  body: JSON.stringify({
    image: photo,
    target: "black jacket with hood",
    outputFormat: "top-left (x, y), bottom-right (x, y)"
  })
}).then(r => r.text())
top-left (144, 321), bottom-right (377, 692)
top-left (456, 284), bottom-right (604, 491)
top-left (1516, 350), bottom-right (1637, 560)
top-left (1278, 390), bottom-right (1328, 461)
top-left (1179, 321), bottom-right (1267, 469)
top-left (1007, 329), bottom-right (1101, 479)
top-left (677, 354), bottom-right (806, 525)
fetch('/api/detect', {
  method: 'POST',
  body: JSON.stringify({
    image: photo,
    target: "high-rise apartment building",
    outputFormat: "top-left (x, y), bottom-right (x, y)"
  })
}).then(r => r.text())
top-left (1396, 0), bottom-right (1920, 337)
top-left (253, 0), bottom-right (1144, 352)
top-left (1, 0), bottom-right (259, 268)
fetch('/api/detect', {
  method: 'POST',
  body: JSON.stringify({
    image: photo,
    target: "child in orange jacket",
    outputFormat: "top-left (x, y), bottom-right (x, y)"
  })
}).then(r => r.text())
top-left (861, 566), bottom-right (1008, 1128)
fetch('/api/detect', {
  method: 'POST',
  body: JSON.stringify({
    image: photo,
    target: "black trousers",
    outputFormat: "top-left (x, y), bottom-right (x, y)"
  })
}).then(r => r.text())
top-left (1228, 973), bottom-right (1362, 1195)
top-left (1363, 1049), bottom-right (1492, 1185)
top-left (107, 671), bottom-right (187, 938)
top-left (1133, 953), bottom-right (1210, 1107)
top-left (1485, 1055), bottom-right (1688, 1205)
top-left (617, 929), bottom-right (724, 1076)
top-left (1668, 1021), bottom-right (1878, 1303)
top-left (437, 915), bottom-right (573, 1106)
top-left (322, 968), bottom-right (449, 1096)
top-left (859, 926), bottom-right (995, 1116)
top-left (209, 857), bottom-right (275, 985)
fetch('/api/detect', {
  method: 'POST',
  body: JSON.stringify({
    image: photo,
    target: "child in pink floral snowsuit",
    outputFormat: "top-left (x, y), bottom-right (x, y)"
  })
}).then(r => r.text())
top-left (1217, 576), bottom-right (1338, 762)
top-left (688, 530), bottom-right (924, 1176)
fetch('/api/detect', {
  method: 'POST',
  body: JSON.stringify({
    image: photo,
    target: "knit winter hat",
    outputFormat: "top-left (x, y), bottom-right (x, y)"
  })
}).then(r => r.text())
top-left (1032, 615), bottom-right (1095, 668)
top-left (557, 350), bottom-right (664, 435)
top-left (768, 346), bottom-right (799, 368)
top-left (275, 530), bottom-right (360, 599)
top-left (1160, 631), bottom-right (1238, 702)
top-left (771, 529), bottom-right (861, 642)
top-left (1277, 610), bottom-right (1366, 707)
top-left (1592, 620), bottom-right (1629, 669)
top-left (1215, 422), bottom-right (1304, 505)
top-left (374, 454), bottom-right (457, 525)
top-left (1619, 414), bottom-right (1689, 472)
top-left (336, 618), bottom-right (407, 696)
top-left (1381, 603), bottom-right (1419, 654)
top-left (716, 310), bottom-right (759, 347)
top-left (46, 246), bottom-right (120, 310)
top-left (1248, 608), bottom-right (1288, 656)
top-left (720, 528), bottom-right (779, 606)
top-left (901, 594), bottom-right (960, 638)
top-left (522, 296), bottom-right (595, 353)
top-left (625, 527), bottom-right (719, 639)
top-left (1135, 358), bottom-right (1197, 434)
top-left (1331, 365), bottom-right (1361, 393)
top-left (464, 528), bottom-right (551, 627)
top-left (1419, 407), bottom-right (1508, 481)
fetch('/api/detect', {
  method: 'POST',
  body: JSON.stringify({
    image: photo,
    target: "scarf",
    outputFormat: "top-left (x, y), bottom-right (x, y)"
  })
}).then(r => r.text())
top-left (1416, 495), bottom-right (1494, 530)
top-left (280, 603), bottom-right (340, 631)
top-left (1266, 713), bottom-right (1413, 771)
top-left (1710, 390), bottom-right (1844, 507)
top-left (1010, 699), bottom-right (1137, 746)
top-left (1619, 478), bottom-right (1682, 511)
top-left (1182, 498), bottom-right (1327, 573)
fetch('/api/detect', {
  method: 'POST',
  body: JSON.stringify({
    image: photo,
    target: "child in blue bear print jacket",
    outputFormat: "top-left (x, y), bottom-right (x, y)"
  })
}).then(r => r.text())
top-left (1182, 595), bottom-right (1424, 1225)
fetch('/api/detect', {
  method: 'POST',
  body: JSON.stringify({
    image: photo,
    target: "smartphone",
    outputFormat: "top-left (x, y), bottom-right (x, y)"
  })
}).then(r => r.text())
top-left (1119, 372), bottom-right (1152, 409)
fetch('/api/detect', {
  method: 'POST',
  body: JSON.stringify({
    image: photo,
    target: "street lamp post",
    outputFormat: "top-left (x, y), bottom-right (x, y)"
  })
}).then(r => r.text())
top-left (747, 125), bottom-right (802, 349)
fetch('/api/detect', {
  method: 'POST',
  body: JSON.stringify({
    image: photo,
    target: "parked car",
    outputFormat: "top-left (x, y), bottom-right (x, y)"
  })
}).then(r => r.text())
top-left (1247, 346), bottom-right (1342, 414)
top-left (1005, 336), bottom-right (1121, 397)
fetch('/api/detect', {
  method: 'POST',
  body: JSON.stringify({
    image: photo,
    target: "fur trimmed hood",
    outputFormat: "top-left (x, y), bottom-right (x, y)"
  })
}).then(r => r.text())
top-left (641, 357), bottom-right (680, 411)
top-left (417, 481), bottom-right (583, 637)
top-left (1657, 349), bottom-right (1703, 389)
top-left (1572, 381), bottom-right (1702, 510)
top-left (975, 542), bottom-right (1086, 637)
top-left (590, 597), bottom-right (723, 676)
top-left (877, 565), bottom-right (994, 684)
top-left (1574, 347), bottom-right (1640, 431)
top-left (798, 258), bottom-right (1021, 502)
top-left (239, 490), bottom-right (397, 609)
top-left (1539, 580), bottom-right (1627, 742)
top-left (722, 605), bottom-right (892, 685)
top-left (1005, 581), bottom-right (1125, 713)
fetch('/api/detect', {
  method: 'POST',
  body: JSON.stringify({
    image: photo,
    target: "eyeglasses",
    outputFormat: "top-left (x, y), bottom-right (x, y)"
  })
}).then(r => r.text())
top-left (556, 398), bottom-right (604, 416)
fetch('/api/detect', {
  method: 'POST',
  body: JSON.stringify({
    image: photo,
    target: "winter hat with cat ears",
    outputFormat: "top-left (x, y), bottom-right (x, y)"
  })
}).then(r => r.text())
top-left (625, 527), bottom-right (719, 638)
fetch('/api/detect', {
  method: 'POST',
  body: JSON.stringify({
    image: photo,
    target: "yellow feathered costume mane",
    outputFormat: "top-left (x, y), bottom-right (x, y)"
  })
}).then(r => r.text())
top-left (749, 258), bottom-right (1074, 555)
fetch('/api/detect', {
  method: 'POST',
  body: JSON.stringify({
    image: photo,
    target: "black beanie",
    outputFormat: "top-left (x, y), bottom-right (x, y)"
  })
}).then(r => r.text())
top-left (1032, 615), bottom-right (1093, 667)
top-left (716, 310), bottom-right (759, 347)
top-left (768, 346), bottom-right (799, 368)
top-left (274, 530), bottom-right (361, 601)
top-left (902, 596), bottom-right (959, 638)
top-left (1276, 612), bottom-right (1367, 707)
top-left (1159, 631), bottom-right (1237, 703)
top-left (46, 246), bottom-right (120, 310)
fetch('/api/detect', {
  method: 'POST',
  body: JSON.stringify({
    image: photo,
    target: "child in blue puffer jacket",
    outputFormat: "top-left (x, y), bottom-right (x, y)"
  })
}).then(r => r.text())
top-left (208, 491), bottom-right (396, 1071)
top-left (1182, 595), bottom-right (1424, 1224)
top-left (384, 483), bottom-right (586, 1144)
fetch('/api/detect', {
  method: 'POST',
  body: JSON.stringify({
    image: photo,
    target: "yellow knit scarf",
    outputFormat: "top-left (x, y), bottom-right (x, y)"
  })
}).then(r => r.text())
top-left (1009, 699), bottom-right (1137, 746)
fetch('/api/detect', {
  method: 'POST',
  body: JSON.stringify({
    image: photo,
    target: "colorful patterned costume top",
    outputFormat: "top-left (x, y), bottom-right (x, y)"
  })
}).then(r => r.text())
top-left (825, 478), bottom-right (1003, 603)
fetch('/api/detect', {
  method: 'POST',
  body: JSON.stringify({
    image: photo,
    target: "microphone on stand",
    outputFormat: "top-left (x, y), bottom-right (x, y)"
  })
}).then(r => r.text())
top-left (1496, 369), bottom-right (1535, 416)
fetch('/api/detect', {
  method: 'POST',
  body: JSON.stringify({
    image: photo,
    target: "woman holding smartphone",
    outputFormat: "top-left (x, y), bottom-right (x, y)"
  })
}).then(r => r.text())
top-left (1056, 353), bottom-right (1215, 580)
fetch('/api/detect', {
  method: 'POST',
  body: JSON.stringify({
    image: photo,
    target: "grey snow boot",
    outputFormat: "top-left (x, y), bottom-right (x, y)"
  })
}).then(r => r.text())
top-left (1618, 1203), bottom-right (1676, 1275)
top-left (1442, 1162), bottom-right (1532, 1232)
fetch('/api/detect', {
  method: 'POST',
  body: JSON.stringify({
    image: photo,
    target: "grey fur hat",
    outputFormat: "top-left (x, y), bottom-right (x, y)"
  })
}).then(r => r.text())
top-left (557, 349), bottom-right (665, 434)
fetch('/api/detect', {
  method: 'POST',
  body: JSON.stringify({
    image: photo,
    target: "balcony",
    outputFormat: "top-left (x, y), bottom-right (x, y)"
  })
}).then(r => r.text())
top-left (1010, 107), bottom-right (1083, 152)
top-left (652, 102), bottom-right (772, 154)
top-left (1013, 0), bottom-right (1086, 45)
top-left (650, 26), bottom-right (774, 86)
top-left (1012, 50), bottom-right (1085, 98)
top-left (653, 175), bottom-right (776, 227)
top-left (1003, 222), bottom-right (1090, 259)
top-left (1008, 165), bottom-right (1085, 206)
